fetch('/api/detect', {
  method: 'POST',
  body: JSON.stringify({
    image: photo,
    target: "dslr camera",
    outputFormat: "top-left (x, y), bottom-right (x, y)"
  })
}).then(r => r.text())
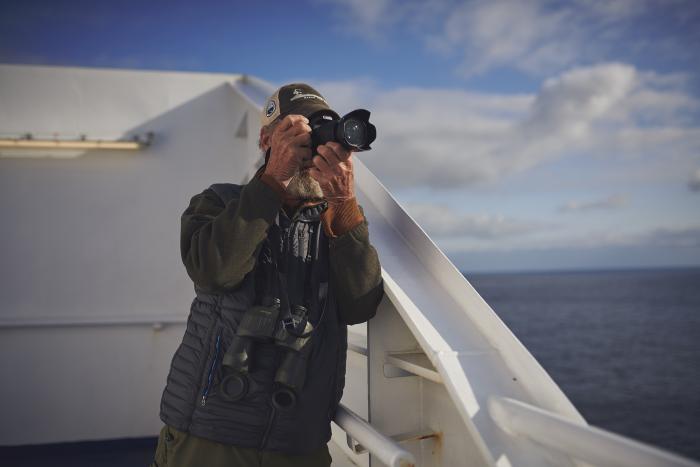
top-left (309, 109), bottom-right (376, 155)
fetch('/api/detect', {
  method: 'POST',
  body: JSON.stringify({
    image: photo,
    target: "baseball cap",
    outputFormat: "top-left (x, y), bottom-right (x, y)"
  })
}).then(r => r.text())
top-left (260, 83), bottom-right (339, 126)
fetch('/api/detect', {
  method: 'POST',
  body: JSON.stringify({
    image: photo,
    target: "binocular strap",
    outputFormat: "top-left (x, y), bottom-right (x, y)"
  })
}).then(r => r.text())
top-left (265, 211), bottom-right (328, 331)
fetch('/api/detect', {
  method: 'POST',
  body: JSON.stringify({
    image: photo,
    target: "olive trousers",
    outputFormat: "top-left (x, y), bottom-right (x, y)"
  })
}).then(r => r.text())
top-left (150, 425), bottom-right (333, 467)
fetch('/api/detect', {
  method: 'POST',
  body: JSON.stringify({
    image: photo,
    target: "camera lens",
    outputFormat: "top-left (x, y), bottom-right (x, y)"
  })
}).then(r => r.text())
top-left (343, 119), bottom-right (366, 147)
top-left (309, 108), bottom-right (375, 152)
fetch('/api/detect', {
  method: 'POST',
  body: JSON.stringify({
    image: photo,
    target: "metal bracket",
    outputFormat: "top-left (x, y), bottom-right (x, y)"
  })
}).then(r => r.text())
top-left (346, 428), bottom-right (440, 455)
top-left (383, 350), bottom-right (443, 384)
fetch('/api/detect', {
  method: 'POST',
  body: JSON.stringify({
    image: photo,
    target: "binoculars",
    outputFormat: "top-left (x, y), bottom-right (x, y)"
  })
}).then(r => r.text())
top-left (219, 298), bottom-right (314, 411)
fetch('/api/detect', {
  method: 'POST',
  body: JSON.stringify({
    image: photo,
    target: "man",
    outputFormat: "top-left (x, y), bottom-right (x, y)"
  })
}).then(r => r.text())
top-left (151, 83), bottom-right (384, 467)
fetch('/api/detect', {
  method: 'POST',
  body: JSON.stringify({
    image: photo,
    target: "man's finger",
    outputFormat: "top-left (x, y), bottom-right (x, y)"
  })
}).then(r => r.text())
top-left (312, 154), bottom-right (332, 174)
top-left (325, 142), bottom-right (352, 161)
top-left (291, 132), bottom-right (311, 147)
top-left (276, 114), bottom-right (308, 134)
top-left (308, 167), bottom-right (329, 184)
top-left (313, 154), bottom-right (342, 177)
top-left (276, 123), bottom-right (311, 142)
top-left (316, 144), bottom-right (343, 167)
top-left (292, 146), bottom-right (312, 162)
top-left (286, 120), bottom-right (312, 138)
top-left (274, 115), bottom-right (295, 134)
top-left (277, 114), bottom-right (309, 131)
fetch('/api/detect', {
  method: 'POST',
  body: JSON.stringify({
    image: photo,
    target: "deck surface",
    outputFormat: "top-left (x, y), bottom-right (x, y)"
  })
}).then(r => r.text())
top-left (0, 438), bottom-right (357, 466)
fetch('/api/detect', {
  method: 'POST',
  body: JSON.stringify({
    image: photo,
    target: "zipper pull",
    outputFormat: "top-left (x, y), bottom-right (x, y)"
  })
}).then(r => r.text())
top-left (200, 332), bottom-right (222, 408)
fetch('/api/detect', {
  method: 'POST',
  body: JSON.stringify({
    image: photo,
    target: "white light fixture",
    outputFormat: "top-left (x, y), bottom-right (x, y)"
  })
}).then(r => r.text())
top-left (0, 132), bottom-right (154, 151)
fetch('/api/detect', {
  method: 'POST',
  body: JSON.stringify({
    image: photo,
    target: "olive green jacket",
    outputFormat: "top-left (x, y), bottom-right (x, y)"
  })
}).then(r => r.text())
top-left (180, 175), bottom-right (384, 325)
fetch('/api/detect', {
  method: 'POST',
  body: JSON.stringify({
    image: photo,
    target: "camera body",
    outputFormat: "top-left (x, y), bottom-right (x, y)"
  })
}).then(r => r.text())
top-left (309, 109), bottom-right (376, 155)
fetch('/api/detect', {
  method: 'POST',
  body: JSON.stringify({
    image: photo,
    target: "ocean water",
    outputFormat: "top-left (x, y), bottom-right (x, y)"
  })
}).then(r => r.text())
top-left (466, 268), bottom-right (700, 462)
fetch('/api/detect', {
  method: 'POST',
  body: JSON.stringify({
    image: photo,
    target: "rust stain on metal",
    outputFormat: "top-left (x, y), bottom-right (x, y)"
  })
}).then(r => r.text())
top-left (430, 431), bottom-right (443, 464)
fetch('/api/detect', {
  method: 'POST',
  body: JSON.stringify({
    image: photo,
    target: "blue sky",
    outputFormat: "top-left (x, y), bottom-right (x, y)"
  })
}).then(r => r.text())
top-left (2, 0), bottom-right (699, 272)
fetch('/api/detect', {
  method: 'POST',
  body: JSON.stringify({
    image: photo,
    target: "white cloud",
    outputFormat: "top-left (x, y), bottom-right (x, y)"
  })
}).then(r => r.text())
top-left (331, 0), bottom-right (390, 26)
top-left (393, 195), bottom-right (700, 254)
top-left (405, 203), bottom-right (546, 238)
top-left (320, 0), bottom-right (449, 39)
top-left (323, 0), bottom-right (698, 77)
top-left (320, 0), bottom-right (394, 40)
top-left (645, 226), bottom-right (700, 248)
top-left (433, 0), bottom-right (579, 76)
top-left (319, 63), bottom-right (699, 190)
top-left (563, 225), bottom-right (700, 249)
top-left (573, 0), bottom-right (653, 20)
top-left (441, 224), bottom-right (700, 253)
top-left (516, 63), bottom-right (636, 146)
top-left (558, 194), bottom-right (627, 213)
top-left (528, 64), bottom-right (636, 128)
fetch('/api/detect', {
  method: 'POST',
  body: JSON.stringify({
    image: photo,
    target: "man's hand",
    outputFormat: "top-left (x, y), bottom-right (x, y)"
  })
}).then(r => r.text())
top-left (264, 115), bottom-right (312, 188)
top-left (310, 142), bottom-right (355, 206)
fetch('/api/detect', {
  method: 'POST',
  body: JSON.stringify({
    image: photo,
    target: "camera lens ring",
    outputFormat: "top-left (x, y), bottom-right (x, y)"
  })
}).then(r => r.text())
top-left (342, 119), bottom-right (366, 147)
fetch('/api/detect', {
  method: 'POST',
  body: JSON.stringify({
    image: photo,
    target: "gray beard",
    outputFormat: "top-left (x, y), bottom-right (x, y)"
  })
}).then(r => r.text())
top-left (286, 169), bottom-right (323, 200)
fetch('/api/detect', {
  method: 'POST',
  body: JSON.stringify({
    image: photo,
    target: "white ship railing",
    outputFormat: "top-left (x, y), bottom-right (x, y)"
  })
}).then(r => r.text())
top-left (345, 335), bottom-right (698, 466)
top-left (489, 396), bottom-right (698, 467)
top-left (236, 75), bottom-right (699, 467)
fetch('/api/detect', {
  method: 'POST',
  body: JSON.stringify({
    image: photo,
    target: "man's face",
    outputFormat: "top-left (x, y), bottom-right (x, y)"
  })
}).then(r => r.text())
top-left (286, 163), bottom-right (323, 200)
top-left (261, 115), bottom-right (323, 200)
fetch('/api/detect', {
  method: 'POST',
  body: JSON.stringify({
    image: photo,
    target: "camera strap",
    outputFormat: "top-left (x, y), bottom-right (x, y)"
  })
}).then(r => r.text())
top-left (265, 210), bottom-right (327, 331)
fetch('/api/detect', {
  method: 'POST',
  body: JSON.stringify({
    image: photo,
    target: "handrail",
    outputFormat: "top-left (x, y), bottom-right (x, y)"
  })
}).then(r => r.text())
top-left (488, 396), bottom-right (700, 467)
top-left (333, 404), bottom-right (416, 467)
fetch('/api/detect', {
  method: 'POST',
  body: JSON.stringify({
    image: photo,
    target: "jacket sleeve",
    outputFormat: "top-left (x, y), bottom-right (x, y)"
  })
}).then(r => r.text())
top-left (328, 206), bottom-right (384, 325)
top-left (180, 177), bottom-right (283, 291)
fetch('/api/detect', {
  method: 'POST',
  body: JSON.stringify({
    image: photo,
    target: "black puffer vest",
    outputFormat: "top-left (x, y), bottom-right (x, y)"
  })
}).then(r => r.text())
top-left (159, 183), bottom-right (348, 455)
